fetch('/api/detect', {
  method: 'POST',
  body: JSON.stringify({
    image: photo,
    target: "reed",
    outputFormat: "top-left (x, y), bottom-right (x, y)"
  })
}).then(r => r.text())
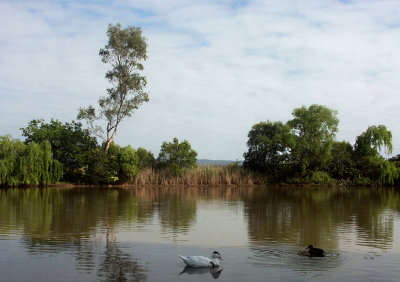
top-left (129, 165), bottom-right (267, 186)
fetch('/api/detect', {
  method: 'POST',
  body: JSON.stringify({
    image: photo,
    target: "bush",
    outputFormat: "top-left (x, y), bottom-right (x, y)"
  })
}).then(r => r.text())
top-left (118, 145), bottom-right (139, 183)
top-left (84, 142), bottom-right (138, 184)
top-left (157, 138), bottom-right (197, 176)
top-left (309, 171), bottom-right (332, 184)
top-left (137, 147), bottom-right (155, 169)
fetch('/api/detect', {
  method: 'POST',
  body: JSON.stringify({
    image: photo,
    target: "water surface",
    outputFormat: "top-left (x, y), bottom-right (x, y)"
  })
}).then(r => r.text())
top-left (0, 186), bottom-right (399, 281)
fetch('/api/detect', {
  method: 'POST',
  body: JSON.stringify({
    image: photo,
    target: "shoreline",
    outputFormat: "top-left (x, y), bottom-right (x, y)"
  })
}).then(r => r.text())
top-left (1, 183), bottom-right (398, 189)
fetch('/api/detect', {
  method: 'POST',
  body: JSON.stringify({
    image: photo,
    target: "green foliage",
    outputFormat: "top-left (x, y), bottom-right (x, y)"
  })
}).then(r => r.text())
top-left (327, 141), bottom-right (358, 180)
top-left (353, 125), bottom-right (398, 186)
top-left (243, 105), bottom-right (399, 186)
top-left (136, 147), bottom-right (155, 169)
top-left (0, 135), bottom-right (63, 186)
top-left (376, 159), bottom-right (399, 186)
top-left (84, 142), bottom-right (139, 184)
top-left (21, 119), bottom-right (97, 183)
top-left (309, 171), bottom-right (332, 184)
top-left (288, 104), bottom-right (339, 175)
top-left (157, 138), bottom-right (198, 176)
top-left (78, 23), bottom-right (149, 153)
top-left (116, 145), bottom-right (139, 183)
top-left (243, 105), bottom-right (339, 182)
top-left (354, 125), bottom-right (393, 157)
top-left (388, 155), bottom-right (400, 186)
top-left (243, 121), bottom-right (295, 180)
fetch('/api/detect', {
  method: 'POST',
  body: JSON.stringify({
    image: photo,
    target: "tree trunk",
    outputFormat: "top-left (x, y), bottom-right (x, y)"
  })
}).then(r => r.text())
top-left (104, 123), bottom-right (119, 154)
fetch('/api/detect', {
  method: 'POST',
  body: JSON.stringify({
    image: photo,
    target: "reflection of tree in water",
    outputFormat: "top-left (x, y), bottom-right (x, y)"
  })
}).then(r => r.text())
top-left (158, 194), bottom-right (196, 235)
top-left (345, 188), bottom-right (399, 250)
top-left (97, 229), bottom-right (147, 282)
top-left (241, 187), bottom-right (400, 251)
top-left (242, 188), bottom-right (340, 249)
top-left (0, 188), bottom-right (149, 279)
top-left (0, 188), bottom-right (157, 238)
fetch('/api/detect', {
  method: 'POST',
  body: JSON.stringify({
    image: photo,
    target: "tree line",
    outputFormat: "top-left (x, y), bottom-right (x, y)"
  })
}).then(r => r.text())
top-left (243, 104), bottom-right (399, 185)
top-left (1, 23), bottom-right (399, 186)
top-left (1, 119), bottom-right (195, 185)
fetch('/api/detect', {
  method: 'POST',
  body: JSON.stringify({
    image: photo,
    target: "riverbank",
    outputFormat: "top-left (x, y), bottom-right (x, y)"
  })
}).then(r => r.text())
top-left (2, 166), bottom-right (398, 188)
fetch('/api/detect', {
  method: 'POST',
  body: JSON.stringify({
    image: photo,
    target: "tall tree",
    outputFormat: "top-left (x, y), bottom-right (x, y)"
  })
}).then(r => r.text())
top-left (288, 104), bottom-right (339, 175)
top-left (78, 23), bottom-right (149, 153)
top-left (243, 121), bottom-right (295, 176)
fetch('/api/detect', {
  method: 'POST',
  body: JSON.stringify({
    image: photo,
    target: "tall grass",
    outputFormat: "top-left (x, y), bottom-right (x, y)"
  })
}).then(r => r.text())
top-left (130, 165), bottom-right (267, 186)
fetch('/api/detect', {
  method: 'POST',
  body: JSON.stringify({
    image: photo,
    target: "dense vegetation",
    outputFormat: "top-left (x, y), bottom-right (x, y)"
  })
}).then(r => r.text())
top-left (243, 105), bottom-right (399, 186)
top-left (21, 119), bottom-right (97, 183)
top-left (2, 103), bottom-right (398, 187)
top-left (0, 136), bottom-right (63, 186)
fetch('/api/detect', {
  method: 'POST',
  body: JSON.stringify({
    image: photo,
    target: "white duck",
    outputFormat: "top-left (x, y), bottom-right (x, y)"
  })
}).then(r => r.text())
top-left (179, 251), bottom-right (223, 268)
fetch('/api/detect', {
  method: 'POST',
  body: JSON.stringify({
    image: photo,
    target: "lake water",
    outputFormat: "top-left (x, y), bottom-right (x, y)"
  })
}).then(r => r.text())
top-left (0, 186), bottom-right (399, 281)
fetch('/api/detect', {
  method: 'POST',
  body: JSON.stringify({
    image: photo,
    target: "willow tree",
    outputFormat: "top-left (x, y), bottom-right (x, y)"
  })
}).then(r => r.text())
top-left (78, 23), bottom-right (149, 154)
top-left (354, 125), bottom-right (398, 185)
top-left (354, 125), bottom-right (393, 157)
top-left (0, 136), bottom-right (63, 186)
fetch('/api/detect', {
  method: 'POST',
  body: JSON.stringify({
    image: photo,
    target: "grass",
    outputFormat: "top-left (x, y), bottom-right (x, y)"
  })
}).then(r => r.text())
top-left (129, 165), bottom-right (267, 186)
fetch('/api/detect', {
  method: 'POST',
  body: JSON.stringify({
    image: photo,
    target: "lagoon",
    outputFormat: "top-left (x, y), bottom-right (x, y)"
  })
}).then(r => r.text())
top-left (0, 186), bottom-right (399, 281)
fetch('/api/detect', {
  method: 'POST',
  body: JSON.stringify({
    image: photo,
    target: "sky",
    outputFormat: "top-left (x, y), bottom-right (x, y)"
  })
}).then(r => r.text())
top-left (1, 0), bottom-right (400, 160)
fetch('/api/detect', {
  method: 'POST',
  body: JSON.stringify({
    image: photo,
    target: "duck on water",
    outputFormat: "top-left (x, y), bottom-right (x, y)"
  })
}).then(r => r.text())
top-left (179, 251), bottom-right (223, 268)
top-left (306, 245), bottom-right (325, 257)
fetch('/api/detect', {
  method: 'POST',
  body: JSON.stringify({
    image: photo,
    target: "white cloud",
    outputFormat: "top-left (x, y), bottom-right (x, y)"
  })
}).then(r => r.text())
top-left (1, 0), bottom-right (400, 159)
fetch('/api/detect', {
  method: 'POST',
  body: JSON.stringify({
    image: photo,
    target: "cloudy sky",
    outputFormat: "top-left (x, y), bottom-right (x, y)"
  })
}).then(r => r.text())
top-left (1, 0), bottom-right (400, 160)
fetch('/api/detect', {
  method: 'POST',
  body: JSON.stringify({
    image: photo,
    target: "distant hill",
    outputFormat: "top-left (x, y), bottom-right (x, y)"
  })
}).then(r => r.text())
top-left (196, 159), bottom-right (243, 166)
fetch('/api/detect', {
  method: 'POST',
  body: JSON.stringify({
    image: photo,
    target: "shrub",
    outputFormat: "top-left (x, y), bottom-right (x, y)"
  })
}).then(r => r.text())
top-left (309, 171), bottom-right (332, 184)
top-left (84, 142), bottom-right (139, 184)
top-left (157, 138), bottom-right (197, 176)
top-left (137, 147), bottom-right (155, 169)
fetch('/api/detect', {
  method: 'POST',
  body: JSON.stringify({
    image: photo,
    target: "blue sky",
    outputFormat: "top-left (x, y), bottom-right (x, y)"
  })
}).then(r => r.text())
top-left (1, 0), bottom-right (400, 160)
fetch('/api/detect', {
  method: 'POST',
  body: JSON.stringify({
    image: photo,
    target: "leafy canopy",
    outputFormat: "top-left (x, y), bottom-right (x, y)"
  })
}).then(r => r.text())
top-left (21, 119), bottom-right (97, 183)
top-left (136, 147), bottom-right (155, 169)
top-left (78, 23), bottom-right (149, 153)
top-left (157, 138), bottom-right (198, 175)
top-left (288, 104), bottom-right (339, 174)
top-left (0, 135), bottom-right (63, 186)
top-left (353, 125), bottom-right (398, 185)
top-left (354, 125), bottom-right (393, 157)
top-left (243, 121), bottom-right (294, 174)
top-left (84, 142), bottom-right (139, 184)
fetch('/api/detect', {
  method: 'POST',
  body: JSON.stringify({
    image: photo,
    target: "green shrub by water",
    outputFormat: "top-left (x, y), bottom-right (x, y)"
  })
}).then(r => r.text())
top-left (309, 171), bottom-right (332, 184)
top-left (0, 136), bottom-right (63, 186)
